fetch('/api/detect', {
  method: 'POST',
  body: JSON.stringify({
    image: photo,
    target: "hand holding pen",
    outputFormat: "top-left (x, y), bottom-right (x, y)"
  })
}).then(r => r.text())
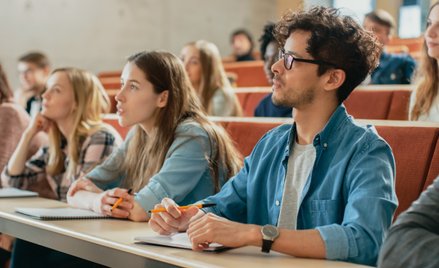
top-left (149, 198), bottom-right (208, 235)
top-left (100, 188), bottom-right (134, 218)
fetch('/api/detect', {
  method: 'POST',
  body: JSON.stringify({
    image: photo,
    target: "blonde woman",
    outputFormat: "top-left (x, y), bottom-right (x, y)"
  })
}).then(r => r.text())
top-left (410, 2), bottom-right (439, 122)
top-left (67, 51), bottom-right (242, 222)
top-left (2, 68), bottom-right (122, 201)
top-left (180, 40), bottom-right (242, 116)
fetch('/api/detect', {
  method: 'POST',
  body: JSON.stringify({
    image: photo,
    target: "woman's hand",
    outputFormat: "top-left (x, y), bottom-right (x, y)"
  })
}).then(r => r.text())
top-left (25, 113), bottom-right (52, 138)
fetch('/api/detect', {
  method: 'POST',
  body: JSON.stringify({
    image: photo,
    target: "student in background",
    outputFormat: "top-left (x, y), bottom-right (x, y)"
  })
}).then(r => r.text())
top-left (378, 176), bottom-right (439, 268)
top-left (0, 63), bottom-right (47, 268)
top-left (2, 67), bottom-right (121, 201)
top-left (229, 29), bottom-right (256, 62)
top-left (0, 63), bottom-right (47, 182)
top-left (363, 10), bottom-right (416, 84)
top-left (254, 22), bottom-right (292, 117)
top-left (16, 52), bottom-right (51, 117)
top-left (180, 40), bottom-right (242, 116)
top-left (410, 3), bottom-right (439, 122)
top-left (149, 7), bottom-right (396, 266)
top-left (67, 51), bottom-right (242, 222)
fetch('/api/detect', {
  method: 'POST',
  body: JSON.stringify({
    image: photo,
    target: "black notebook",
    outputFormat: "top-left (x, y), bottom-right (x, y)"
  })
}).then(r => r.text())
top-left (15, 207), bottom-right (110, 220)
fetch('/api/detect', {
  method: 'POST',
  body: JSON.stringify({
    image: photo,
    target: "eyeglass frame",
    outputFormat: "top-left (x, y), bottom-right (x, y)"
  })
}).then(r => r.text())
top-left (278, 48), bottom-right (339, 70)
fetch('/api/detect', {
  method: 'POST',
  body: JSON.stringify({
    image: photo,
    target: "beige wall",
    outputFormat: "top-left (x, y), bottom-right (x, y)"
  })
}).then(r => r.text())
top-left (376, 0), bottom-right (403, 36)
top-left (276, 0), bottom-right (304, 17)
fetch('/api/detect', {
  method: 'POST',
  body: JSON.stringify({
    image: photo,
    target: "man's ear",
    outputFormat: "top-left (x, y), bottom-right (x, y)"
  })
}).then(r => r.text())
top-left (157, 90), bottom-right (169, 108)
top-left (323, 69), bottom-right (346, 92)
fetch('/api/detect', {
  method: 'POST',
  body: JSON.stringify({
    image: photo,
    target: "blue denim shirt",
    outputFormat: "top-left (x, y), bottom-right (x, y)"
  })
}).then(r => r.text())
top-left (371, 52), bottom-right (416, 84)
top-left (86, 120), bottom-right (224, 212)
top-left (203, 105), bottom-right (397, 266)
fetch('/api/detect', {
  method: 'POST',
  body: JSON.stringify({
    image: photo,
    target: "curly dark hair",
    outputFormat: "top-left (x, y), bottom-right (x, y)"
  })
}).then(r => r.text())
top-left (274, 6), bottom-right (381, 103)
top-left (259, 22), bottom-right (276, 59)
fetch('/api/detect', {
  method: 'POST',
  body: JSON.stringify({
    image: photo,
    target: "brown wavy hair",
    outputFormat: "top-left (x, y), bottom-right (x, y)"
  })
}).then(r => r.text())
top-left (274, 6), bottom-right (381, 103)
top-left (122, 51), bottom-right (242, 193)
top-left (410, 2), bottom-right (439, 120)
top-left (0, 63), bottom-right (13, 104)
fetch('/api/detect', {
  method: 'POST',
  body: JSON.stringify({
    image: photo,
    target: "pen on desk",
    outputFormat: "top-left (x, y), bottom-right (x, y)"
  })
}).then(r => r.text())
top-left (110, 188), bottom-right (132, 211)
top-left (148, 203), bottom-right (216, 213)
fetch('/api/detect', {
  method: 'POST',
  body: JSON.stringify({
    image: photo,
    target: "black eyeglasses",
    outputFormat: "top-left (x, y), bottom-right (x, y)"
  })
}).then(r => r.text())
top-left (278, 48), bottom-right (338, 70)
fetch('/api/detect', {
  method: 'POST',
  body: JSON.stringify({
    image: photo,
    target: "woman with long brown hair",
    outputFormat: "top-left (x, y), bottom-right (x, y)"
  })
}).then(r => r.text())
top-left (410, 2), bottom-right (439, 122)
top-left (67, 51), bottom-right (242, 222)
top-left (180, 40), bottom-right (242, 116)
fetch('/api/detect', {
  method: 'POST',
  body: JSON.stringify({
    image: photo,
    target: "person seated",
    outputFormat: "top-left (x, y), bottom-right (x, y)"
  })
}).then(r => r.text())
top-left (149, 7), bottom-right (397, 266)
top-left (227, 28), bottom-right (257, 62)
top-left (0, 63), bottom-right (47, 268)
top-left (180, 40), bottom-right (242, 116)
top-left (2, 68), bottom-right (122, 201)
top-left (254, 22), bottom-right (292, 117)
top-left (410, 3), bottom-right (439, 122)
top-left (67, 51), bottom-right (242, 222)
top-left (363, 10), bottom-right (416, 84)
top-left (378, 176), bottom-right (439, 268)
top-left (0, 63), bottom-right (47, 180)
top-left (16, 52), bottom-right (51, 117)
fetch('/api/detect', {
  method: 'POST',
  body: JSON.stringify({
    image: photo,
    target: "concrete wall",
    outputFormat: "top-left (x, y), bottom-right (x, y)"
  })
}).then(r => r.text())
top-left (0, 0), bottom-right (277, 89)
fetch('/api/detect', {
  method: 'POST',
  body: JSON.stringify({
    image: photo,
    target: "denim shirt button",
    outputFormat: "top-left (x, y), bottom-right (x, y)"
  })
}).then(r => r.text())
top-left (323, 143), bottom-right (328, 148)
top-left (275, 200), bottom-right (280, 206)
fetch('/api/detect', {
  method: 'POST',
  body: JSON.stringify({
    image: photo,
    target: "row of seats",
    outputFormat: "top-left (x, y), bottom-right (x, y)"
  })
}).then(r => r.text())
top-left (105, 85), bottom-right (414, 120)
top-left (103, 114), bottom-right (439, 218)
top-left (236, 85), bottom-right (414, 119)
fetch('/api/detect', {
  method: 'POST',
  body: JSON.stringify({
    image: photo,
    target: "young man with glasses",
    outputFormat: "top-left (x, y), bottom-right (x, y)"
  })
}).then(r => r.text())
top-left (16, 52), bottom-right (51, 117)
top-left (149, 6), bottom-right (397, 266)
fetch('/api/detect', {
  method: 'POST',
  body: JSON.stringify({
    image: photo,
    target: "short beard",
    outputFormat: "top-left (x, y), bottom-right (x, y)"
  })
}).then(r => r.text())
top-left (272, 87), bottom-right (315, 108)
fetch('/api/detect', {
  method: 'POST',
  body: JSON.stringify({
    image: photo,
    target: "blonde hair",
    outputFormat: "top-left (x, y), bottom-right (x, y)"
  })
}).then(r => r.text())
top-left (186, 40), bottom-right (242, 116)
top-left (46, 68), bottom-right (110, 179)
top-left (411, 2), bottom-right (439, 120)
top-left (122, 51), bottom-right (242, 193)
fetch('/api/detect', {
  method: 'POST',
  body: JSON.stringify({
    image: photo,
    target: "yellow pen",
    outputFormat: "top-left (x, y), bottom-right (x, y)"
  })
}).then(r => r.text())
top-left (110, 188), bottom-right (132, 211)
top-left (148, 203), bottom-right (216, 213)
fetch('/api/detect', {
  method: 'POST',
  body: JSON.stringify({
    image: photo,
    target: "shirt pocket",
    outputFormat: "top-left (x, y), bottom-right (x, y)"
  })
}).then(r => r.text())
top-left (306, 199), bottom-right (344, 227)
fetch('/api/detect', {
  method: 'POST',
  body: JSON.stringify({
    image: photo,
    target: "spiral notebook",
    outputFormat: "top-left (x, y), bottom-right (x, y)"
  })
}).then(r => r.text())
top-left (135, 232), bottom-right (227, 252)
top-left (15, 207), bottom-right (110, 220)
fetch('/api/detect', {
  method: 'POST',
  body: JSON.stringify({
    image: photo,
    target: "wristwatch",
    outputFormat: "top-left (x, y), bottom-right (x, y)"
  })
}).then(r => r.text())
top-left (261, 224), bottom-right (279, 253)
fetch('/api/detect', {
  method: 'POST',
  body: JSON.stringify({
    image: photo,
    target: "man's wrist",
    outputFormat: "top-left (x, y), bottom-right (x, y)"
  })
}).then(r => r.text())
top-left (245, 224), bottom-right (263, 247)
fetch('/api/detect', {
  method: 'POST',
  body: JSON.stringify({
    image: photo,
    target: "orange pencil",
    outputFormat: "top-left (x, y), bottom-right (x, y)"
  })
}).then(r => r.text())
top-left (110, 188), bottom-right (132, 211)
top-left (148, 203), bottom-right (216, 213)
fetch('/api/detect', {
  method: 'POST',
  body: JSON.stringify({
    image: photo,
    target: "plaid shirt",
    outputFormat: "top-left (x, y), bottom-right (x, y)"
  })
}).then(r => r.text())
top-left (1, 127), bottom-right (122, 201)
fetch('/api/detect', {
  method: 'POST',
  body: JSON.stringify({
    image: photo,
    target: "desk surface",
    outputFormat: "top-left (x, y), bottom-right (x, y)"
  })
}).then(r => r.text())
top-left (0, 197), bottom-right (370, 268)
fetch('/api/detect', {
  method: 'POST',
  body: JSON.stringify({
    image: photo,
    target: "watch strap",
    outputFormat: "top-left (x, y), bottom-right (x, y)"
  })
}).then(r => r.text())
top-left (261, 239), bottom-right (274, 253)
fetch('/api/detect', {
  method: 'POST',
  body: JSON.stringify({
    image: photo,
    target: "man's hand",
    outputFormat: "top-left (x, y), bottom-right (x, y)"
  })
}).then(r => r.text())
top-left (187, 213), bottom-right (261, 250)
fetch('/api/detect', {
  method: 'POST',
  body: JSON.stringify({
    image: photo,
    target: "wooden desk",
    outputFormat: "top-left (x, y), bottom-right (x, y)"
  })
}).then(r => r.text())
top-left (0, 197), bottom-right (370, 268)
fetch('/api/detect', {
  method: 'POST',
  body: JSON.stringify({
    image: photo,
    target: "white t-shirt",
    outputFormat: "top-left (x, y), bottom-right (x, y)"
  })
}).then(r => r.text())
top-left (277, 140), bottom-right (316, 229)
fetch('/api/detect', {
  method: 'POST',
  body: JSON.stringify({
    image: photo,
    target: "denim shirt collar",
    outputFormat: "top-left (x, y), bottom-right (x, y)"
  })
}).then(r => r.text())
top-left (284, 104), bottom-right (349, 159)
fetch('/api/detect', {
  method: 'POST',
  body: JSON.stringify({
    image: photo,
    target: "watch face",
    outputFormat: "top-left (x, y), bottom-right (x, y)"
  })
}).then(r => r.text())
top-left (262, 225), bottom-right (279, 238)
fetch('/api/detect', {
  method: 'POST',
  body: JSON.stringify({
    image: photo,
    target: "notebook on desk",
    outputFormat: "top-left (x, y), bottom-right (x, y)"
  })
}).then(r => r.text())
top-left (135, 232), bottom-right (227, 252)
top-left (0, 188), bottom-right (38, 198)
top-left (15, 207), bottom-right (110, 220)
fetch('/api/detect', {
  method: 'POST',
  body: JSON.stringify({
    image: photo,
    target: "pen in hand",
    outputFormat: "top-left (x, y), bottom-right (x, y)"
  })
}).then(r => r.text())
top-left (110, 188), bottom-right (133, 211)
top-left (148, 203), bottom-right (216, 213)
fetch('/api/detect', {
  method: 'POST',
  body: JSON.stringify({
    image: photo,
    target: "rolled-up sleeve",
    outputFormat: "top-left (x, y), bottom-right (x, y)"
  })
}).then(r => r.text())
top-left (317, 139), bottom-right (397, 265)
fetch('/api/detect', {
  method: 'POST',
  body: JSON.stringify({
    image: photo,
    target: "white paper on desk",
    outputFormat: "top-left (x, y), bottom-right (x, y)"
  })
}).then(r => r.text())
top-left (15, 207), bottom-right (110, 220)
top-left (135, 232), bottom-right (226, 252)
top-left (0, 188), bottom-right (38, 198)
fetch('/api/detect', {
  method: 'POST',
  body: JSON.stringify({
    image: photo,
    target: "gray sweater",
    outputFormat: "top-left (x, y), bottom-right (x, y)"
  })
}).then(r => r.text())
top-left (378, 176), bottom-right (439, 268)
